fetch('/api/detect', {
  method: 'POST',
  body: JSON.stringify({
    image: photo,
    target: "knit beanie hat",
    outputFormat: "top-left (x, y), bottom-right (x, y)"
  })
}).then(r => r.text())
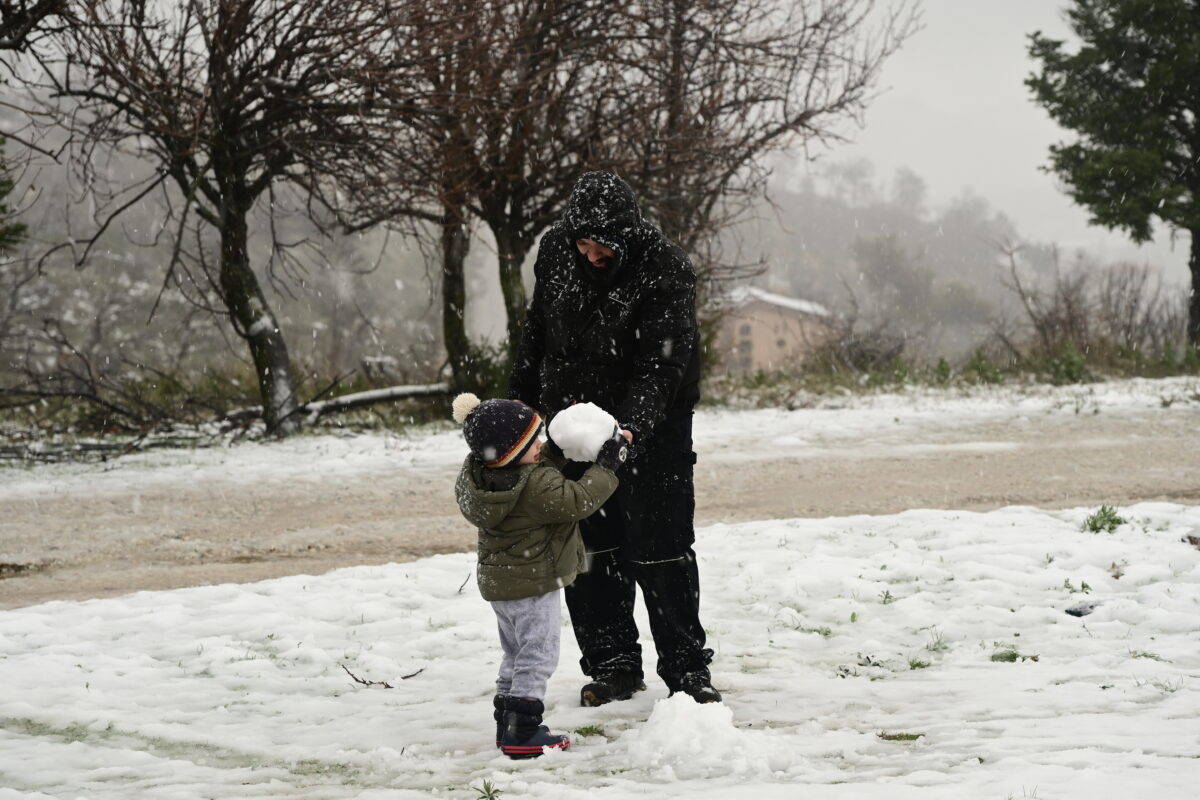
top-left (452, 393), bottom-right (543, 467)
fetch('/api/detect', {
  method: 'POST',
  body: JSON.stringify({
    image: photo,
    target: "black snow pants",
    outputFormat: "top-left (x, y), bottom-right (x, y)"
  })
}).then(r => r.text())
top-left (562, 410), bottom-right (712, 691)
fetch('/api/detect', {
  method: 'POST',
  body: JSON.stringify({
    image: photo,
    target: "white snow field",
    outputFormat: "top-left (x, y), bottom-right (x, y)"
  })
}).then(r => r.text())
top-left (1, 503), bottom-right (1198, 799)
top-left (4, 375), bottom-right (1199, 502)
top-left (1, 378), bottom-right (1199, 798)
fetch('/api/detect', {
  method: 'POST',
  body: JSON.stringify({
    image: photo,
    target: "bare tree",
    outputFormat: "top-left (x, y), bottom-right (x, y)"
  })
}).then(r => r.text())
top-left (0, 1), bottom-right (66, 52)
top-left (1094, 262), bottom-right (1178, 355)
top-left (0, 1), bottom-right (55, 343)
top-left (390, 0), bottom-right (917, 381)
top-left (442, 1), bottom-right (627, 349)
top-left (16, 0), bottom-right (440, 434)
top-left (0, 133), bottom-right (30, 356)
top-left (357, 0), bottom-right (629, 382)
top-left (615, 0), bottom-right (919, 287)
top-left (999, 243), bottom-right (1093, 356)
top-left (997, 242), bottom-right (1186, 368)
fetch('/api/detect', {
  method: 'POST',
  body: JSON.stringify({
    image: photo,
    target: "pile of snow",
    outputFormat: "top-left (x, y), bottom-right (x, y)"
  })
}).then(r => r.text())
top-left (2, 502), bottom-right (1198, 798)
top-left (624, 695), bottom-right (790, 780)
top-left (547, 402), bottom-right (618, 462)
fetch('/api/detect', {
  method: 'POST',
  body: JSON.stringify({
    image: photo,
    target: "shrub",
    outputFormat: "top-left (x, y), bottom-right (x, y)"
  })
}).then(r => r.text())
top-left (1082, 504), bottom-right (1126, 533)
top-left (965, 349), bottom-right (1004, 384)
top-left (1184, 345), bottom-right (1200, 373)
top-left (1047, 343), bottom-right (1090, 384)
top-left (933, 356), bottom-right (952, 384)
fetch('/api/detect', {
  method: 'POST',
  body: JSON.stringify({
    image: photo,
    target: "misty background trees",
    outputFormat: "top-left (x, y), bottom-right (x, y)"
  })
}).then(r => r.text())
top-left (0, 0), bottom-right (1195, 443)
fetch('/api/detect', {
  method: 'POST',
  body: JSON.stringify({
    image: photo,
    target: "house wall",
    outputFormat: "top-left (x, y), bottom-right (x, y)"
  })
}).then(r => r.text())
top-left (716, 302), bottom-right (834, 375)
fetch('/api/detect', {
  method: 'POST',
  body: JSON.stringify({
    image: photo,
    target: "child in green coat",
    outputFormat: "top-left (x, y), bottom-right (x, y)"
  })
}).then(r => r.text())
top-left (452, 393), bottom-right (627, 759)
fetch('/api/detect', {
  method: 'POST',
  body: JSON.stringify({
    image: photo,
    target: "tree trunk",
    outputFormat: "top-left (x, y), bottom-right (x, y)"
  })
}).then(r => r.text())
top-left (209, 5), bottom-right (298, 435)
top-left (494, 225), bottom-right (530, 358)
top-left (1190, 228), bottom-right (1200, 346)
top-left (658, 0), bottom-right (688, 244)
top-left (441, 205), bottom-right (472, 389)
top-left (218, 201), bottom-right (300, 436)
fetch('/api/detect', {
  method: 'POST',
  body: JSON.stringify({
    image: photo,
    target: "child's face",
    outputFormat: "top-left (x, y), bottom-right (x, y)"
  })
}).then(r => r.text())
top-left (518, 437), bottom-right (543, 465)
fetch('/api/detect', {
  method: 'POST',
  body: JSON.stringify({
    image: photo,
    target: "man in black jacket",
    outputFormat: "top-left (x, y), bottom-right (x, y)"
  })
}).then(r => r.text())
top-left (509, 171), bottom-right (719, 705)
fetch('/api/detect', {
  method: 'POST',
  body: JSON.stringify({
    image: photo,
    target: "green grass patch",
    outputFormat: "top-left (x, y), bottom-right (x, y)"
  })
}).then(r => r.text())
top-left (474, 779), bottom-right (504, 800)
top-left (1082, 504), bottom-right (1127, 533)
top-left (924, 628), bottom-right (948, 653)
top-left (800, 625), bottom-right (833, 638)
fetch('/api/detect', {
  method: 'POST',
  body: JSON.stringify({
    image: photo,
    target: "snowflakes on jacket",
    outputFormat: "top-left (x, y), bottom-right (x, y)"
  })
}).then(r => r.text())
top-left (509, 172), bottom-right (701, 444)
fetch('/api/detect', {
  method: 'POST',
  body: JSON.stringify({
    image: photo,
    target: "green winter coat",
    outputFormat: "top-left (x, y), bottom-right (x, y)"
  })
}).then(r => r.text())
top-left (455, 451), bottom-right (618, 602)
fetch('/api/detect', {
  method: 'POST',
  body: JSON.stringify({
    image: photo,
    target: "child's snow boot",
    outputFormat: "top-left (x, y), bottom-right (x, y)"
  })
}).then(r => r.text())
top-left (493, 694), bottom-right (506, 748)
top-left (499, 696), bottom-right (569, 759)
top-left (495, 692), bottom-right (553, 749)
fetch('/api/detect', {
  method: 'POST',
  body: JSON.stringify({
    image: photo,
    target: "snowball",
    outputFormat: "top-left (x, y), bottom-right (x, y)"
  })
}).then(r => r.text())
top-left (548, 402), bottom-right (617, 461)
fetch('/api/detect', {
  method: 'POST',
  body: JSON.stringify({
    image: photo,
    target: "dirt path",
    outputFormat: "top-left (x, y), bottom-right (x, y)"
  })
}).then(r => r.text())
top-left (2, 408), bottom-right (1198, 609)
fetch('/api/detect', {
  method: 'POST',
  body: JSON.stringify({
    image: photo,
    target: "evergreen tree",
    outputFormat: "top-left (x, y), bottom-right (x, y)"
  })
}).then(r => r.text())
top-left (1027, 0), bottom-right (1200, 344)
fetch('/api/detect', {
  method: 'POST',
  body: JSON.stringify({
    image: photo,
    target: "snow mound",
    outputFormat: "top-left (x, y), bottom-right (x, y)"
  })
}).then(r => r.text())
top-left (548, 402), bottom-right (617, 462)
top-left (623, 695), bottom-right (790, 779)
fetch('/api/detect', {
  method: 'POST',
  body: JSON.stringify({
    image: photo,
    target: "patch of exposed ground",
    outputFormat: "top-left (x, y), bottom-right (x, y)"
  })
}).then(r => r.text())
top-left (2, 409), bottom-right (1197, 608)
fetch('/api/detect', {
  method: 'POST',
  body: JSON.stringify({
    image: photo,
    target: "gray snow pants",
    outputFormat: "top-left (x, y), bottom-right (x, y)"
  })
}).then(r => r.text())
top-left (490, 589), bottom-right (561, 700)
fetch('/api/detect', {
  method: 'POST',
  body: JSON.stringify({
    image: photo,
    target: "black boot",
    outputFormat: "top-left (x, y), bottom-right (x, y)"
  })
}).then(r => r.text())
top-left (500, 697), bottom-right (569, 759)
top-left (493, 694), bottom-right (506, 749)
top-left (672, 672), bottom-right (722, 704)
top-left (580, 671), bottom-right (647, 707)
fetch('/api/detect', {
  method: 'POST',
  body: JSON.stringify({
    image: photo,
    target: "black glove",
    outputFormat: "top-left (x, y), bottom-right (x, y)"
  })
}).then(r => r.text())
top-left (595, 427), bottom-right (629, 472)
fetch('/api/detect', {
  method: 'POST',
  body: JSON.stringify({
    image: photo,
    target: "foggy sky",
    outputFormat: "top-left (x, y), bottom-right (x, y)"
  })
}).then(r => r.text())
top-left (829, 0), bottom-right (1188, 283)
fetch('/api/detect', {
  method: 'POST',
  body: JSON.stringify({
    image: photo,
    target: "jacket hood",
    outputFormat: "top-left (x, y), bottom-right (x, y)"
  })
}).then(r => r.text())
top-left (561, 171), bottom-right (650, 287)
top-left (455, 455), bottom-right (534, 529)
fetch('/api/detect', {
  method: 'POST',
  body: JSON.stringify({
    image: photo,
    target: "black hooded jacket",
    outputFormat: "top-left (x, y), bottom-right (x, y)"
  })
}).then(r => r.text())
top-left (509, 172), bottom-right (701, 445)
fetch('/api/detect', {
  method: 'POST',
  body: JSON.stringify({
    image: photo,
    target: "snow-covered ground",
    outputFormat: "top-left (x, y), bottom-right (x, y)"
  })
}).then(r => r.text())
top-left (1, 503), bottom-right (1198, 798)
top-left (3, 375), bottom-right (1198, 500)
top-left (2, 378), bottom-right (1199, 798)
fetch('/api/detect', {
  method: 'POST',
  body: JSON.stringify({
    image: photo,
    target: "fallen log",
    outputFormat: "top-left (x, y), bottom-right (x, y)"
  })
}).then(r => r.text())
top-left (221, 381), bottom-right (452, 425)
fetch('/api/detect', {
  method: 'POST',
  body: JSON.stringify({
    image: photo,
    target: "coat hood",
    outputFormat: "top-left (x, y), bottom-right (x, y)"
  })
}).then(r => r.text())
top-left (454, 455), bottom-right (534, 529)
top-left (561, 171), bottom-right (651, 287)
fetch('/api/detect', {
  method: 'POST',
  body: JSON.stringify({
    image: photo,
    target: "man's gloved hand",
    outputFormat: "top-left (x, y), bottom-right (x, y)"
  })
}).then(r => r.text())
top-left (595, 427), bottom-right (629, 472)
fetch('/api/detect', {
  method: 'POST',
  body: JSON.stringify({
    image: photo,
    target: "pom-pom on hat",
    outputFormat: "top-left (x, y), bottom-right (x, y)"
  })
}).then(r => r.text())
top-left (452, 393), bottom-right (543, 467)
